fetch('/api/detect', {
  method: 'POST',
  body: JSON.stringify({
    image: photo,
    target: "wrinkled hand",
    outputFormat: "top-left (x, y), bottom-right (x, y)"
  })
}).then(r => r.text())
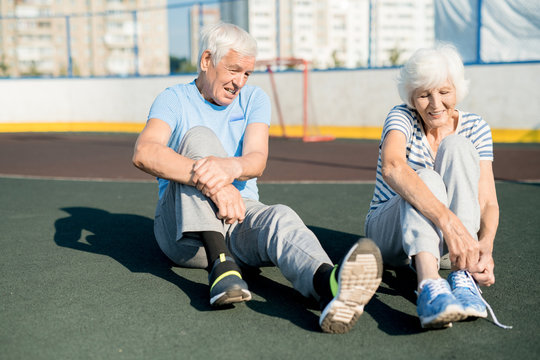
top-left (443, 212), bottom-right (482, 273)
top-left (209, 184), bottom-right (246, 224)
top-left (471, 239), bottom-right (495, 286)
top-left (192, 156), bottom-right (240, 197)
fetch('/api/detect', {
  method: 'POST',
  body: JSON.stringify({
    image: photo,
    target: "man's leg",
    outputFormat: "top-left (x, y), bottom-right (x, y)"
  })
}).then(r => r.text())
top-left (154, 126), bottom-right (250, 305)
top-left (229, 200), bottom-right (382, 334)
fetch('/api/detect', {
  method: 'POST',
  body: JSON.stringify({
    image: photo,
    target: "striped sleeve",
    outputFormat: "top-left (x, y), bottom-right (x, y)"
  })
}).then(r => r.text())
top-left (381, 105), bottom-right (414, 144)
top-left (459, 113), bottom-right (494, 161)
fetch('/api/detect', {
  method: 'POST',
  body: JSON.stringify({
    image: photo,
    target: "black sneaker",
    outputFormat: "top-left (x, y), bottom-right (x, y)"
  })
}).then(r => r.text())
top-left (208, 254), bottom-right (251, 307)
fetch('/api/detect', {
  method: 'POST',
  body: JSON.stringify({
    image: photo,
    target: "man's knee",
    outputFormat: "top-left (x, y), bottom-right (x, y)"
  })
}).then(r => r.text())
top-left (178, 126), bottom-right (227, 159)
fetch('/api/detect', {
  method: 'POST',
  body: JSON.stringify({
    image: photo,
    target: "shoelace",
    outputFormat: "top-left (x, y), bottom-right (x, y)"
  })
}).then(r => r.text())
top-left (417, 278), bottom-right (450, 302)
top-left (459, 271), bottom-right (513, 329)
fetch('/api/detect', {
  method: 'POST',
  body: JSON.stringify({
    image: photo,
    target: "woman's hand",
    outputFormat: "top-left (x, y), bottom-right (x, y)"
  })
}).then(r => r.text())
top-left (441, 210), bottom-right (482, 273)
top-left (470, 238), bottom-right (495, 286)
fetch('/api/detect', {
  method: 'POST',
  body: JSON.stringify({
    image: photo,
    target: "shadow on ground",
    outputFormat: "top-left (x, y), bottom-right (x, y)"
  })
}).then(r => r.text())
top-left (311, 225), bottom-right (423, 335)
top-left (53, 208), bottom-right (422, 334)
top-left (53, 207), bottom-right (210, 312)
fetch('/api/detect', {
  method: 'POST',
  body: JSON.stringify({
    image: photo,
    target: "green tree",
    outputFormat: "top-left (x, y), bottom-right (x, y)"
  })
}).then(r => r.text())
top-left (170, 56), bottom-right (197, 74)
top-left (0, 55), bottom-right (9, 76)
top-left (388, 46), bottom-right (404, 66)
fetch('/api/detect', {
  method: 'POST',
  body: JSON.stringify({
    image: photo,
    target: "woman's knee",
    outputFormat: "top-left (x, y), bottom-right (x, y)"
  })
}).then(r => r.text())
top-left (416, 168), bottom-right (447, 203)
top-left (438, 134), bottom-right (479, 162)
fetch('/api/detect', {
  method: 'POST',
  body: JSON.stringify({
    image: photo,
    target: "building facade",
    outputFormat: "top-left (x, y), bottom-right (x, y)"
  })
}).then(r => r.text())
top-left (219, 0), bottom-right (434, 69)
top-left (0, 0), bottom-right (169, 77)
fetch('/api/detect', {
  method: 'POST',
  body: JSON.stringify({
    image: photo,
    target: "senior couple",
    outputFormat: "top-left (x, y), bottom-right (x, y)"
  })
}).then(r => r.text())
top-left (132, 23), bottom-right (501, 333)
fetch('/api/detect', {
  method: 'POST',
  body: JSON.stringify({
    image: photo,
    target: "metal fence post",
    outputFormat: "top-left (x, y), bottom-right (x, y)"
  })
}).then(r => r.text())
top-left (66, 15), bottom-right (73, 77)
top-left (368, 0), bottom-right (373, 68)
top-left (276, 0), bottom-right (280, 60)
top-left (476, 0), bottom-right (483, 64)
top-left (132, 10), bottom-right (139, 76)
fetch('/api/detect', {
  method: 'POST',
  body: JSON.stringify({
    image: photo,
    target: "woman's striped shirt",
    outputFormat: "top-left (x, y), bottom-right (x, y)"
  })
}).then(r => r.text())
top-left (366, 104), bottom-right (494, 217)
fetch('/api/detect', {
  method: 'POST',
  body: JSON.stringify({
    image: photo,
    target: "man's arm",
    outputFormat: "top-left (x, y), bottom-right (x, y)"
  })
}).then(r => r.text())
top-left (132, 117), bottom-right (252, 224)
top-left (191, 122), bottom-right (269, 197)
top-left (132, 118), bottom-right (197, 185)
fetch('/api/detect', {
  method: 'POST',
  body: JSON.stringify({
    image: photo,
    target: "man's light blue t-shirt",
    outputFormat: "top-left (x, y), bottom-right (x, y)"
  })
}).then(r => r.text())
top-left (148, 80), bottom-right (271, 200)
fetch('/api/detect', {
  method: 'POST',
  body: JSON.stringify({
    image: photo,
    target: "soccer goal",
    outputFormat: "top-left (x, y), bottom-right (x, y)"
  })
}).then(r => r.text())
top-left (255, 57), bottom-right (335, 142)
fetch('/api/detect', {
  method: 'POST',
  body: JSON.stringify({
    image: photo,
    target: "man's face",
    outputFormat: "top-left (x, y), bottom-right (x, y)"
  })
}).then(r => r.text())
top-left (199, 49), bottom-right (255, 106)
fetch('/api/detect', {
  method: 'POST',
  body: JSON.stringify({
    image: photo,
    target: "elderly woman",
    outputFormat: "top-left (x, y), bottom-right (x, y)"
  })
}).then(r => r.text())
top-left (364, 45), bottom-right (499, 329)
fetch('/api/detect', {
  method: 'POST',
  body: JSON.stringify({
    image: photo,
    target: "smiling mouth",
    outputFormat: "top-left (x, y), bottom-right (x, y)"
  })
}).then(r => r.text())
top-left (225, 88), bottom-right (237, 95)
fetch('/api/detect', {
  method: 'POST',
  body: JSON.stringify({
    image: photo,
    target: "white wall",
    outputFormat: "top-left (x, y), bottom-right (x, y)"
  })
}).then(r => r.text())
top-left (1, 63), bottom-right (538, 131)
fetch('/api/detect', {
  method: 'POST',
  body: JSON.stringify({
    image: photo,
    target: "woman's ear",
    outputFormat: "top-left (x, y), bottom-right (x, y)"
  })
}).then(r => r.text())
top-left (199, 50), bottom-right (212, 72)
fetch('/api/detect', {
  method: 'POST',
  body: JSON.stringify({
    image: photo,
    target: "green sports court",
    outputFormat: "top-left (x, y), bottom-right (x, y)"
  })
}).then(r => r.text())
top-left (1, 134), bottom-right (539, 359)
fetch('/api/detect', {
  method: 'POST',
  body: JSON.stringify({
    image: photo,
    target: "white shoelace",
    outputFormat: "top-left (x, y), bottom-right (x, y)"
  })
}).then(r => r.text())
top-left (417, 278), bottom-right (450, 301)
top-left (461, 271), bottom-right (513, 330)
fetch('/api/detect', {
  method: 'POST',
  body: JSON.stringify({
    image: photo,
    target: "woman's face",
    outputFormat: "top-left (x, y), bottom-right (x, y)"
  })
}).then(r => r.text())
top-left (412, 79), bottom-right (457, 131)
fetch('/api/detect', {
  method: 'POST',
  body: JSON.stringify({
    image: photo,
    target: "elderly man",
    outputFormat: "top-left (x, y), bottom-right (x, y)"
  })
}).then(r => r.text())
top-left (132, 22), bottom-right (382, 334)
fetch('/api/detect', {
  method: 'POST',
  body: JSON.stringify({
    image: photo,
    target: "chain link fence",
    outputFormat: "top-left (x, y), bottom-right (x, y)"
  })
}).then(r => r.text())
top-left (0, 0), bottom-right (538, 78)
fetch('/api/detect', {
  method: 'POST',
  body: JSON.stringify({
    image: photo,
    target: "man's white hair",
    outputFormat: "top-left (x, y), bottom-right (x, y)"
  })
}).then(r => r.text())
top-left (397, 44), bottom-right (469, 108)
top-left (197, 22), bottom-right (258, 73)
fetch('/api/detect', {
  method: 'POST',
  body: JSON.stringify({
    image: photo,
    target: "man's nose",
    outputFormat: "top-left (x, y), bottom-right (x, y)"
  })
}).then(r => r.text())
top-left (233, 73), bottom-right (246, 88)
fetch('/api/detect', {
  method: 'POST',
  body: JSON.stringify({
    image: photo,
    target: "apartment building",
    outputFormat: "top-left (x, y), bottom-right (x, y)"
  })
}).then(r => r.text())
top-left (369, 0), bottom-right (434, 67)
top-left (189, 4), bottom-right (220, 66)
top-left (219, 0), bottom-right (433, 69)
top-left (0, 0), bottom-right (169, 77)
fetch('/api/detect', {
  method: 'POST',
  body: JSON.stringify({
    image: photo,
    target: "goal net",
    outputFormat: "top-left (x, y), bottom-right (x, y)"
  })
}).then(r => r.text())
top-left (255, 57), bottom-right (335, 142)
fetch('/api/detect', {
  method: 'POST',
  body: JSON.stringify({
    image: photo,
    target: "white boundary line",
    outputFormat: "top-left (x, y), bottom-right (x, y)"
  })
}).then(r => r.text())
top-left (0, 174), bottom-right (156, 183)
top-left (1, 174), bottom-right (538, 184)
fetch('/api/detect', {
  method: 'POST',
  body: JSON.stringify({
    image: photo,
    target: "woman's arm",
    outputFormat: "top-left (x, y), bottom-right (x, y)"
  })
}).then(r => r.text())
top-left (473, 160), bottom-right (499, 286)
top-left (381, 130), bottom-right (481, 272)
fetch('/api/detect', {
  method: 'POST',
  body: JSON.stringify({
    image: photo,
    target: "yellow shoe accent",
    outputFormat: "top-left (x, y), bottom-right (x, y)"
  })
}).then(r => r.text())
top-left (210, 270), bottom-right (242, 292)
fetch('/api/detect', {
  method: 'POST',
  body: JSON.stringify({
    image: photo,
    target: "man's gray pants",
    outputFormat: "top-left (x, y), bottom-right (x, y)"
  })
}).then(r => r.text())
top-left (154, 126), bottom-right (332, 298)
top-left (364, 135), bottom-right (481, 267)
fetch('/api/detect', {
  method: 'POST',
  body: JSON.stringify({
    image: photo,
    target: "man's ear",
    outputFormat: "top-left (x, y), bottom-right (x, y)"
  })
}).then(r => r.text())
top-left (200, 50), bottom-right (212, 72)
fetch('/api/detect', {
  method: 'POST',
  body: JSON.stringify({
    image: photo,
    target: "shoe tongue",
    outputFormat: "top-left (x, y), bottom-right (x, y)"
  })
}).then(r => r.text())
top-left (330, 265), bottom-right (339, 297)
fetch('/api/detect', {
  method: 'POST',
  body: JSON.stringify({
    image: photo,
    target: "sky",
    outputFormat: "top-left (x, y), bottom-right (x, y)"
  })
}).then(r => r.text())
top-left (167, 0), bottom-right (192, 58)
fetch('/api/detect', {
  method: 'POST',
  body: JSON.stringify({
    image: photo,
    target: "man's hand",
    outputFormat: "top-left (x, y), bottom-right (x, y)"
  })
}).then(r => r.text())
top-left (209, 184), bottom-right (246, 224)
top-left (192, 156), bottom-right (241, 197)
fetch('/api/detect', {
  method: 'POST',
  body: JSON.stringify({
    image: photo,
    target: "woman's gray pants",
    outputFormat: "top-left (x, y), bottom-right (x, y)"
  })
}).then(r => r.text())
top-left (364, 135), bottom-right (481, 268)
top-left (153, 126), bottom-right (331, 298)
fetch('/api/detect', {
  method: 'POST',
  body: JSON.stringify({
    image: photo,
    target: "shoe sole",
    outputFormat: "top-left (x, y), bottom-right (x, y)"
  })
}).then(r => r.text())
top-left (420, 304), bottom-right (467, 329)
top-left (210, 288), bottom-right (252, 307)
top-left (463, 307), bottom-right (488, 318)
top-left (319, 238), bottom-right (382, 334)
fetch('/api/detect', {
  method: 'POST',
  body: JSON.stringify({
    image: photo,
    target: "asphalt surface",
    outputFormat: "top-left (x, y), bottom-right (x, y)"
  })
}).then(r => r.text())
top-left (1, 132), bottom-right (539, 182)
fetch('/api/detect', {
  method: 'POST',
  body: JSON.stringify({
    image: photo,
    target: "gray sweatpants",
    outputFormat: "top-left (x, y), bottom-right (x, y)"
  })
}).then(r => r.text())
top-left (153, 126), bottom-right (332, 298)
top-left (364, 135), bottom-right (481, 267)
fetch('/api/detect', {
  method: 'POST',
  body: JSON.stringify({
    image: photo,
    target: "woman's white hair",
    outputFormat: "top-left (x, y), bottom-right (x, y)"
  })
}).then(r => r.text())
top-left (397, 44), bottom-right (469, 108)
top-left (197, 22), bottom-right (258, 72)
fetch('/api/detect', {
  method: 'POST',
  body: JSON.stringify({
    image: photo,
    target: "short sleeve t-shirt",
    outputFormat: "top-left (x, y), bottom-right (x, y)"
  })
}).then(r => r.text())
top-left (367, 104), bottom-right (494, 217)
top-left (148, 80), bottom-right (271, 200)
